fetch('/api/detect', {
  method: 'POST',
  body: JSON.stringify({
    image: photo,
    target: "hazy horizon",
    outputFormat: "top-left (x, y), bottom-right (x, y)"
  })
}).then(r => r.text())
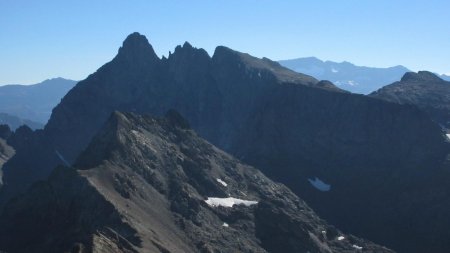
top-left (1, 0), bottom-right (449, 85)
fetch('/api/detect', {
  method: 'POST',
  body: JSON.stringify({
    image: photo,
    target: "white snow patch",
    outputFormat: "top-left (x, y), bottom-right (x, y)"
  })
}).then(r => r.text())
top-left (321, 230), bottom-right (326, 234)
top-left (337, 236), bottom-right (345, 241)
top-left (258, 72), bottom-right (262, 78)
top-left (205, 197), bottom-right (258, 208)
top-left (331, 67), bottom-right (338, 73)
top-left (352, 245), bottom-right (363, 250)
top-left (216, 178), bottom-right (228, 187)
top-left (348, 80), bottom-right (359, 86)
top-left (222, 222), bottom-right (229, 227)
top-left (308, 177), bottom-right (331, 192)
top-left (446, 134), bottom-right (450, 140)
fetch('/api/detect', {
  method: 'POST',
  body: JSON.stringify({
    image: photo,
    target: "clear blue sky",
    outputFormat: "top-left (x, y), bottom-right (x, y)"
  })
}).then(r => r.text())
top-left (1, 0), bottom-right (449, 84)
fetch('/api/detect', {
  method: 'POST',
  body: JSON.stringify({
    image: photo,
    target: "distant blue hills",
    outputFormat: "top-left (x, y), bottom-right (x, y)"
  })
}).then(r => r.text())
top-left (0, 112), bottom-right (43, 130)
top-left (0, 78), bottom-right (77, 126)
top-left (279, 57), bottom-right (450, 94)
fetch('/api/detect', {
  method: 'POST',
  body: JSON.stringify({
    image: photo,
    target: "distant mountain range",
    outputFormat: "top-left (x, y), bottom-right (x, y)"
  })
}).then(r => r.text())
top-left (0, 112), bottom-right (43, 130)
top-left (0, 78), bottom-right (77, 124)
top-left (279, 57), bottom-right (450, 94)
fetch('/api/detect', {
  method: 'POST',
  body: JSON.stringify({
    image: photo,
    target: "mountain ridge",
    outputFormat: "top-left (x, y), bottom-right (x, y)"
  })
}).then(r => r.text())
top-left (0, 112), bottom-right (43, 130)
top-left (0, 111), bottom-right (393, 253)
top-left (1, 32), bottom-right (449, 252)
top-left (370, 71), bottom-right (450, 129)
top-left (279, 57), bottom-right (450, 94)
top-left (279, 57), bottom-right (410, 94)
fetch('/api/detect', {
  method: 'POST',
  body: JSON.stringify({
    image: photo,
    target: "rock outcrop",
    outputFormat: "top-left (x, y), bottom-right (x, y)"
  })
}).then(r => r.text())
top-left (371, 71), bottom-right (450, 129)
top-left (0, 112), bottom-right (392, 253)
top-left (0, 125), bottom-right (14, 187)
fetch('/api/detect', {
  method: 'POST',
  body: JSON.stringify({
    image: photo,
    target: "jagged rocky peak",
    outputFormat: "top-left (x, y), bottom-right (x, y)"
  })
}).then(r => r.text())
top-left (168, 41), bottom-right (211, 73)
top-left (400, 71), bottom-right (444, 82)
top-left (74, 110), bottom-right (189, 169)
top-left (116, 32), bottom-right (159, 64)
top-left (0, 111), bottom-right (393, 253)
top-left (171, 41), bottom-right (209, 57)
top-left (7, 124), bottom-right (34, 151)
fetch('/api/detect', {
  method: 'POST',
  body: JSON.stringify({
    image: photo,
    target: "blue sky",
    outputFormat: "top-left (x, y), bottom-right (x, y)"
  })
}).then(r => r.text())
top-left (1, 0), bottom-right (449, 84)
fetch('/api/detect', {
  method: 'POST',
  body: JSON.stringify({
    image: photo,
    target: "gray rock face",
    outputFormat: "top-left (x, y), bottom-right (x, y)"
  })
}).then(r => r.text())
top-left (1, 33), bottom-right (449, 252)
top-left (0, 112), bottom-right (392, 253)
top-left (0, 125), bottom-right (11, 140)
top-left (371, 71), bottom-right (450, 129)
top-left (0, 126), bottom-right (14, 187)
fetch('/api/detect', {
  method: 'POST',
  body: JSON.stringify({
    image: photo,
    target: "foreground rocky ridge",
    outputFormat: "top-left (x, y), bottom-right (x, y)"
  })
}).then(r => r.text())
top-left (370, 71), bottom-right (450, 129)
top-left (0, 111), bottom-right (392, 253)
top-left (1, 33), bottom-right (449, 252)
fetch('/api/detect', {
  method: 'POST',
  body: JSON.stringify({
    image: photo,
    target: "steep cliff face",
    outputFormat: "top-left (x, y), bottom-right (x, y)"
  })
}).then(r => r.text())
top-left (1, 33), bottom-right (449, 252)
top-left (234, 85), bottom-right (450, 252)
top-left (371, 71), bottom-right (450, 129)
top-left (0, 33), bottom-right (329, 203)
top-left (0, 112), bottom-right (392, 253)
top-left (43, 33), bottom-right (332, 164)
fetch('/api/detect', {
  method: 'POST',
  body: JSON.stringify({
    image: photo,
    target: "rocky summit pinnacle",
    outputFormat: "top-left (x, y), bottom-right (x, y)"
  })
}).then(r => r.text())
top-left (0, 111), bottom-right (393, 253)
top-left (371, 70), bottom-right (450, 129)
top-left (400, 71), bottom-right (444, 82)
top-left (116, 32), bottom-right (159, 64)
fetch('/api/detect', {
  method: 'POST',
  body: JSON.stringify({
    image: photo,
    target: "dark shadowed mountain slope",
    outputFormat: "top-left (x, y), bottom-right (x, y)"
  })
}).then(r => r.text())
top-left (0, 125), bottom-right (14, 187)
top-left (279, 57), bottom-right (410, 94)
top-left (370, 71), bottom-right (450, 129)
top-left (0, 111), bottom-right (392, 253)
top-left (0, 78), bottom-right (76, 124)
top-left (1, 33), bottom-right (449, 252)
top-left (0, 33), bottom-right (336, 202)
top-left (0, 112), bottom-right (43, 130)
